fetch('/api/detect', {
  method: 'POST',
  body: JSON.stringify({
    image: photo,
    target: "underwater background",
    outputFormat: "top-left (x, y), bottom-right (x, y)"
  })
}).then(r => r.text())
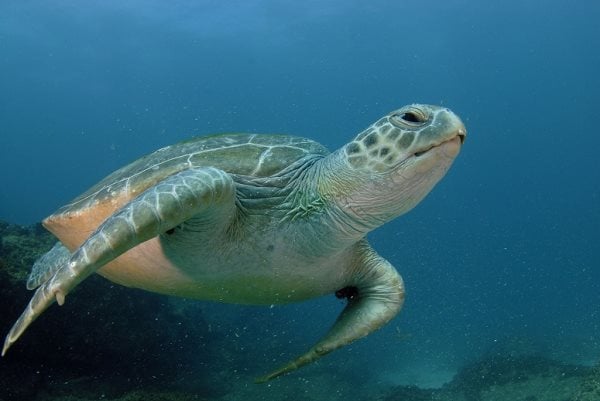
top-left (1, 1), bottom-right (599, 400)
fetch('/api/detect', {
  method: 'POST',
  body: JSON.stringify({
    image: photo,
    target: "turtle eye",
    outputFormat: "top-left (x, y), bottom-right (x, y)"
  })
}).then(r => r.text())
top-left (390, 107), bottom-right (429, 128)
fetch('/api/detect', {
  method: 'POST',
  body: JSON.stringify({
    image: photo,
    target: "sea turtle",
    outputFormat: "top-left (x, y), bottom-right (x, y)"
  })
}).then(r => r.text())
top-left (2, 104), bottom-right (466, 382)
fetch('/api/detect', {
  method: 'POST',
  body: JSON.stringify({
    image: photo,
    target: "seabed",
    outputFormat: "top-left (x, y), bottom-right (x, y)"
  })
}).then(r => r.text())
top-left (1, 221), bottom-right (598, 401)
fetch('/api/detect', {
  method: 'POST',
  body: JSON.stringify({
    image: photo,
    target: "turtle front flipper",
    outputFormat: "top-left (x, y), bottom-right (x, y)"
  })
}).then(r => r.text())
top-left (2, 167), bottom-right (235, 356)
top-left (256, 246), bottom-right (405, 383)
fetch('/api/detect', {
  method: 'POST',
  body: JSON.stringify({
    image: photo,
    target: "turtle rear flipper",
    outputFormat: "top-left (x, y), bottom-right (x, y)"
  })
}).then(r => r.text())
top-left (256, 249), bottom-right (405, 382)
top-left (26, 242), bottom-right (71, 290)
top-left (2, 167), bottom-right (236, 356)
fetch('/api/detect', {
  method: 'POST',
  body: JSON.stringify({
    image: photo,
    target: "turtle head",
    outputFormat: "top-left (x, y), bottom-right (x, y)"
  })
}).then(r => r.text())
top-left (326, 104), bottom-right (466, 233)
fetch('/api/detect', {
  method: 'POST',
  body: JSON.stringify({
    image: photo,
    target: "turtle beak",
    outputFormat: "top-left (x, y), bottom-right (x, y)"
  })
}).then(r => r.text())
top-left (457, 127), bottom-right (466, 144)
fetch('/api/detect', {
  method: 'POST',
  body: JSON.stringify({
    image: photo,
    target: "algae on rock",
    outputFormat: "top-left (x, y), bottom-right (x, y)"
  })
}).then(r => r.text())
top-left (0, 221), bottom-right (54, 284)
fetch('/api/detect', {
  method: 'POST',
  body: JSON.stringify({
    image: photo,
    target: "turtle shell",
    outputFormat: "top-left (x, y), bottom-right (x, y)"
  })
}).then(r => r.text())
top-left (44, 133), bottom-right (329, 249)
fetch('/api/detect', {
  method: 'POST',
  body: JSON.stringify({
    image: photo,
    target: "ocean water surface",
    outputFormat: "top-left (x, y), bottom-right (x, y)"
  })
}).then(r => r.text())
top-left (1, 1), bottom-right (599, 400)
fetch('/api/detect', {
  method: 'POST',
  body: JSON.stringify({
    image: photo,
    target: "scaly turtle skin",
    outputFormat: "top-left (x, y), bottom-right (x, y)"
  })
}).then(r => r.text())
top-left (3, 104), bottom-right (466, 382)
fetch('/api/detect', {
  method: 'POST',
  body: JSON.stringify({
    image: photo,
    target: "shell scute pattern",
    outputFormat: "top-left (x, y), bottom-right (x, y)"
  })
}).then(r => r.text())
top-left (53, 133), bottom-right (328, 217)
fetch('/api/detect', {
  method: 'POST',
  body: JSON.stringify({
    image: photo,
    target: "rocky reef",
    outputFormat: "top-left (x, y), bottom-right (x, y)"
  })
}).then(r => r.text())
top-left (0, 221), bottom-right (228, 401)
top-left (379, 353), bottom-right (594, 401)
top-left (0, 221), bottom-right (55, 285)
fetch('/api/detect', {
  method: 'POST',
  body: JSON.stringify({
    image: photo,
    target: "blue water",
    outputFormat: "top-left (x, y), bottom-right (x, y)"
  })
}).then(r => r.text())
top-left (1, 0), bottom-right (599, 397)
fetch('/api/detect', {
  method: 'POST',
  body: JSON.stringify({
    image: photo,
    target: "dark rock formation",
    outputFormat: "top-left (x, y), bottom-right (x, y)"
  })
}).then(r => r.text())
top-left (0, 221), bottom-right (227, 401)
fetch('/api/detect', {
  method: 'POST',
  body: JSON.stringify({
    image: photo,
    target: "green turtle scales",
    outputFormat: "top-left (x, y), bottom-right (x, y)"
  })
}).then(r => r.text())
top-left (3, 104), bottom-right (466, 382)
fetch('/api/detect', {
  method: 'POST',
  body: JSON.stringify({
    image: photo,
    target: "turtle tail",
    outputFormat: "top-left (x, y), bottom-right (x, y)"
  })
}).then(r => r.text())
top-left (256, 248), bottom-right (405, 383)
